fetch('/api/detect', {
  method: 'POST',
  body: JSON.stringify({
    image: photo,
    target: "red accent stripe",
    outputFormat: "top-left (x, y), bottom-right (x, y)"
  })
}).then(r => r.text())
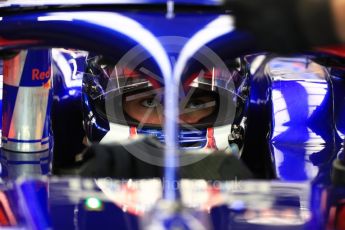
top-left (129, 126), bottom-right (137, 137)
top-left (316, 45), bottom-right (345, 58)
top-left (0, 38), bottom-right (39, 46)
top-left (336, 205), bottom-right (345, 230)
top-left (327, 206), bottom-right (337, 230)
top-left (116, 184), bottom-right (143, 216)
top-left (123, 68), bottom-right (161, 89)
top-left (183, 71), bottom-right (213, 92)
top-left (206, 127), bottom-right (217, 150)
top-left (203, 184), bottom-right (221, 211)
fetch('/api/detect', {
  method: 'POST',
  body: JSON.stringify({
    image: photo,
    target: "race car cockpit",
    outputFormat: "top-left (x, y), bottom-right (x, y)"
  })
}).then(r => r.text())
top-left (0, 0), bottom-right (343, 229)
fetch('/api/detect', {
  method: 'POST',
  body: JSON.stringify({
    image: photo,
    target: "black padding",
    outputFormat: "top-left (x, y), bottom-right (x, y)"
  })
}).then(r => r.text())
top-left (224, 0), bottom-right (339, 53)
top-left (180, 152), bottom-right (253, 180)
top-left (332, 158), bottom-right (345, 186)
top-left (79, 138), bottom-right (253, 180)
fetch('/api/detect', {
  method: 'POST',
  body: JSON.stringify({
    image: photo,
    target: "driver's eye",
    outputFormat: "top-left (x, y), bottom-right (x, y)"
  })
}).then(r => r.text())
top-left (186, 100), bottom-right (206, 109)
top-left (141, 98), bottom-right (160, 108)
top-left (185, 97), bottom-right (216, 110)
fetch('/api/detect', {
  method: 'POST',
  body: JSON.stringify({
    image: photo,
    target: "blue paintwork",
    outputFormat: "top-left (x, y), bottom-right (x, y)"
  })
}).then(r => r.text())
top-left (241, 54), bottom-right (275, 179)
top-left (81, 91), bottom-right (110, 143)
top-left (51, 49), bottom-right (86, 168)
top-left (137, 128), bottom-right (208, 149)
top-left (0, 60), bottom-right (3, 129)
top-left (261, 53), bottom-right (345, 185)
top-left (1, 84), bottom-right (18, 141)
top-left (1, 178), bottom-right (329, 229)
top-left (50, 202), bottom-right (140, 230)
top-left (1, 49), bottom-right (53, 177)
top-left (0, 0), bottom-right (223, 8)
top-left (52, 49), bottom-right (84, 98)
top-left (19, 49), bottom-right (51, 86)
top-left (330, 69), bottom-right (345, 140)
top-left (268, 57), bottom-right (339, 182)
top-left (0, 5), bottom-right (344, 230)
top-left (18, 180), bottom-right (52, 230)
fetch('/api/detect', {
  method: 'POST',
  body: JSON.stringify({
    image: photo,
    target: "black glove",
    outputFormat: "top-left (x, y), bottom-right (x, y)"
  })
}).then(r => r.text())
top-left (224, 0), bottom-right (339, 53)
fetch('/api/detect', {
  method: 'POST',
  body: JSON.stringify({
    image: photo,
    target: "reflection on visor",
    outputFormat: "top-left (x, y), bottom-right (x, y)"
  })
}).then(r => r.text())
top-left (123, 87), bottom-right (217, 126)
top-left (84, 63), bottom-right (241, 128)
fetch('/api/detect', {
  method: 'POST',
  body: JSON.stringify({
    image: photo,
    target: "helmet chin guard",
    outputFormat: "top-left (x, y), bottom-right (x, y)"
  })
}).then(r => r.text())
top-left (98, 123), bottom-right (233, 153)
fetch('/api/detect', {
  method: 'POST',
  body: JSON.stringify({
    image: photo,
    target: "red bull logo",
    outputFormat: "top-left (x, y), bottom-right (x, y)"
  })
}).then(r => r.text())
top-left (32, 67), bottom-right (51, 81)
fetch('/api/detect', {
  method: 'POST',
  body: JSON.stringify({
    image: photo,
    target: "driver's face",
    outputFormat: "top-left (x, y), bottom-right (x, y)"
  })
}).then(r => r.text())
top-left (123, 89), bottom-right (216, 125)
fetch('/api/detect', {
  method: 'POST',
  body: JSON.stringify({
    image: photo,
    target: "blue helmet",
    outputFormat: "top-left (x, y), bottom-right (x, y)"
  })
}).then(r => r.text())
top-left (82, 50), bottom-right (249, 155)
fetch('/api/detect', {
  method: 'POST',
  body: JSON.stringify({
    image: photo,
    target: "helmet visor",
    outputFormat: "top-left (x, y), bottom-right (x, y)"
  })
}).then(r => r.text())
top-left (83, 58), bottom-right (243, 129)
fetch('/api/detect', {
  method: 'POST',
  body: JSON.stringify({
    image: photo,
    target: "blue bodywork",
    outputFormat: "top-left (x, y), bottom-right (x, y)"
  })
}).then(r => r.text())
top-left (0, 2), bottom-right (343, 229)
top-left (268, 57), bottom-right (339, 182)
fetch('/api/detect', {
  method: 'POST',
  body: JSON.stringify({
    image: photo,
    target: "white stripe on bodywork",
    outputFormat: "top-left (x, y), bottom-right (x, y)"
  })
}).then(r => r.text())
top-left (100, 123), bottom-right (131, 144)
top-left (213, 124), bottom-right (232, 152)
top-left (101, 123), bottom-right (233, 154)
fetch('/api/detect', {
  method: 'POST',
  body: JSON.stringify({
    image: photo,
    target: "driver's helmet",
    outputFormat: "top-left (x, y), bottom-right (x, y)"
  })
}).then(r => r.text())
top-left (82, 54), bottom-right (248, 154)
